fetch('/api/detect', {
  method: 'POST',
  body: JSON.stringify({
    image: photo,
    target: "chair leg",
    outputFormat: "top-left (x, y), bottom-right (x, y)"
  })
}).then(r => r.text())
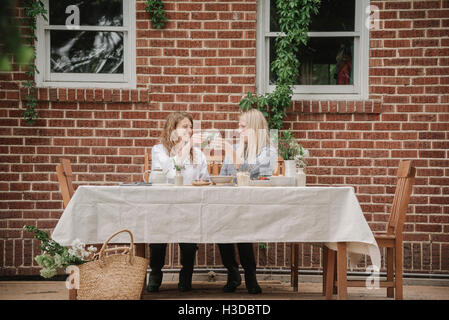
top-left (333, 255), bottom-right (338, 294)
top-left (325, 248), bottom-right (335, 300)
top-left (395, 240), bottom-right (403, 300)
top-left (386, 247), bottom-right (394, 298)
top-left (135, 243), bottom-right (146, 258)
top-left (135, 244), bottom-right (147, 299)
top-left (290, 243), bottom-right (298, 291)
top-left (322, 246), bottom-right (328, 295)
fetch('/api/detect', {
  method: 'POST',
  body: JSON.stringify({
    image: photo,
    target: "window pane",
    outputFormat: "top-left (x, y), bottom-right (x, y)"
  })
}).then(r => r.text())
top-left (269, 0), bottom-right (355, 32)
top-left (49, 0), bottom-right (123, 26)
top-left (269, 0), bottom-right (280, 32)
top-left (309, 0), bottom-right (355, 32)
top-left (50, 30), bottom-right (124, 74)
top-left (270, 37), bottom-right (354, 85)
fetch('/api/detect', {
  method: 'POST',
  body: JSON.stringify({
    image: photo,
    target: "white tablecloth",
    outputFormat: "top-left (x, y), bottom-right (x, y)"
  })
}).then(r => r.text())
top-left (52, 185), bottom-right (381, 269)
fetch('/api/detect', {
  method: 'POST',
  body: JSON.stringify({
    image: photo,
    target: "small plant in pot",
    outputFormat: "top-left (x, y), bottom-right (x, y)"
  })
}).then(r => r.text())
top-left (278, 130), bottom-right (309, 177)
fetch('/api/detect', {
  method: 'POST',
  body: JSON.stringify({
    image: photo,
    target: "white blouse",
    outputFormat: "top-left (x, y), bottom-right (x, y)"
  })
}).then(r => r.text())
top-left (151, 144), bottom-right (210, 185)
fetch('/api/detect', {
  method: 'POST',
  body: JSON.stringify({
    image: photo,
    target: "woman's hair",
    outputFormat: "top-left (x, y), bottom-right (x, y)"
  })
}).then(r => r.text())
top-left (160, 112), bottom-right (194, 162)
top-left (238, 108), bottom-right (271, 164)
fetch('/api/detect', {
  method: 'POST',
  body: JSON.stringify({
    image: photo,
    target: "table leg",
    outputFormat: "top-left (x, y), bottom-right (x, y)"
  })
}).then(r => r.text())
top-left (135, 243), bottom-right (148, 299)
top-left (68, 266), bottom-right (78, 300)
top-left (325, 248), bottom-right (335, 300)
top-left (291, 243), bottom-right (298, 291)
top-left (69, 289), bottom-right (77, 300)
top-left (135, 243), bottom-right (146, 258)
top-left (337, 242), bottom-right (347, 300)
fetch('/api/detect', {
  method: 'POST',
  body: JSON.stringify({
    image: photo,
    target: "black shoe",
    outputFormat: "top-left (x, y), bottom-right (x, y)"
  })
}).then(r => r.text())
top-left (178, 282), bottom-right (192, 292)
top-left (147, 284), bottom-right (159, 293)
top-left (147, 271), bottom-right (162, 293)
top-left (244, 270), bottom-right (262, 294)
top-left (247, 284), bottom-right (262, 294)
top-left (178, 270), bottom-right (193, 292)
top-left (223, 267), bottom-right (242, 293)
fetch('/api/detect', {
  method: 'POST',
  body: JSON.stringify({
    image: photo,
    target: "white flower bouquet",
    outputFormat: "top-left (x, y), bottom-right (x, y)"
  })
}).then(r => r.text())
top-left (23, 225), bottom-right (97, 279)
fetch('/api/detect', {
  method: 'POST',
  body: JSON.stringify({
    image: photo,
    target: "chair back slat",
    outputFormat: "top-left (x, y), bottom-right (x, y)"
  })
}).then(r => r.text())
top-left (60, 159), bottom-right (75, 198)
top-left (386, 160), bottom-right (416, 235)
top-left (56, 163), bottom-right (72, 208)
top-left (144, 151), bottom-right (150, 182)
top-left (205, 149), bottom-right (223, 176)
top-left (273, 156), bottom-right (285, 176)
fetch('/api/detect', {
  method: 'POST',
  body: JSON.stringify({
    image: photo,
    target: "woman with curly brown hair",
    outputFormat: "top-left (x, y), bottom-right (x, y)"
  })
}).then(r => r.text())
top-left (147, 112), bottom-right (209, 293)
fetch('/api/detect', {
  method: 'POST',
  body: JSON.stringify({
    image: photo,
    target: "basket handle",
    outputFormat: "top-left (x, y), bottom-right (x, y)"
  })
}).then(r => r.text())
top-left (98, 229), bottom-right (134, 264)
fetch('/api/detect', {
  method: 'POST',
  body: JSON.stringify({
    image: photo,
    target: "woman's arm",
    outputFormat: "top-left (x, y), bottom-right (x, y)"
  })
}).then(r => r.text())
top-left (250, 146), bottom-right (278, 178)
top-left (197, 150), bottom-right (211, 181)
top-left (152, 144), bottom-right (178, 180)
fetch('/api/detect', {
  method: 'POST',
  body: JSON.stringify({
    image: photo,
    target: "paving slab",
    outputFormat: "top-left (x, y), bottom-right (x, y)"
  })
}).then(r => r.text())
top-left (1, 280), bottom-right (448, 300)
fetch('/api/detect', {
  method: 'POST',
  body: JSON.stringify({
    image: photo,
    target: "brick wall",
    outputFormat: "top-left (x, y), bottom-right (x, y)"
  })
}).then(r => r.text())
top-left (0, 0), bottom-right (448, 277)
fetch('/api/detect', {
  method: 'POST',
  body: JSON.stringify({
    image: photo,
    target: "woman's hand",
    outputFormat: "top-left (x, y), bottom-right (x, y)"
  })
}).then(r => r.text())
top-left (190, 133), bottom-right (203, 147)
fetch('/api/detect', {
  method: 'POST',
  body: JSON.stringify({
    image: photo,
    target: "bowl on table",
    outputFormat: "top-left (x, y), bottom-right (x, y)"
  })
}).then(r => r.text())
top-left (210, 176), bottom-right (234, 185)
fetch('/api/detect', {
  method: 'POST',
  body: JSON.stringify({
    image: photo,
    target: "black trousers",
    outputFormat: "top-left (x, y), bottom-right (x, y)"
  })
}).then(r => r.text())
top-left (149, 243), bottom-right (197, 275)
top-left (218, 243), bottom-right (257, 272)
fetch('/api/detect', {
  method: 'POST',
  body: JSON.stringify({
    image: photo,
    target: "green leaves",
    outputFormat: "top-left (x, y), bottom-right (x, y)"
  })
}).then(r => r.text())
top-left (15, 0), bottom-right (48, 126)
top-left (23, 225), bottom-right (85, 277)
top-left (145, 0), bottom-right (167, 29)
top-left (239, 0), bottom-right (320, 131)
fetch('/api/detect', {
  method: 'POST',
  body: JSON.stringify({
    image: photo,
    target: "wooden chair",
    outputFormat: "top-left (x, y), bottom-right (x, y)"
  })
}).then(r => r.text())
top-left (322, 160), bottom-right (416, 299)
top-left (205, 150), bottom-right (223, 176)
top-left (144, 151), bottom-right (151, 182)
top-left (56, 159), bottom-right (75, 209)
top-left (56, 158), bottom-right (147, 299)
top-left (273, 156), bottom-right (285, 176)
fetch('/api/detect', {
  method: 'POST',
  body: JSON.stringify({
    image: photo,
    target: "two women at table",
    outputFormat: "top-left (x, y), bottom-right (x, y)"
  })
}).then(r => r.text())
top-left (149, 109), bottom-right (277, 294)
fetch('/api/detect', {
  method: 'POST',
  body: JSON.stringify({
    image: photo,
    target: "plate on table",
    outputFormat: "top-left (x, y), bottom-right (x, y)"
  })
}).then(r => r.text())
top-left (249, 179), bottom-right (272, 187)
top-left (191, 180), bottom-right (212, 186)
top-left (119, 182), bottom-right (152, 186)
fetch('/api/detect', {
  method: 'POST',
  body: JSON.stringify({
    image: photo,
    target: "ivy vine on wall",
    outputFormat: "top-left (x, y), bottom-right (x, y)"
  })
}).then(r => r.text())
top-left (23, 0), bottom-right (47, 125)
top-left (145, 0), bottom-right (167, 29)
top-left (240, 0), bottom-right (321, 130)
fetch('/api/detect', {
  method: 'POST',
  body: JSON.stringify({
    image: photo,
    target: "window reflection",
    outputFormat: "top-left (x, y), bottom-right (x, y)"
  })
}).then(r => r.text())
top-left (49, 0), bottom-right (123, 26)
top-left (270, 37), bottom-right (354, 85)
top-left (270, 0), bottom-right (355, 32)
top-left (50, 30), bottom-right (124, 74)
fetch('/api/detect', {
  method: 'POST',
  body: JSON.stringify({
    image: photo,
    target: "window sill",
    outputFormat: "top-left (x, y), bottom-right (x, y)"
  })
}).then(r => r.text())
top-left (20, 87), bottom-right (150, 103)
top-left (291, 99), bottom-right (382, 114)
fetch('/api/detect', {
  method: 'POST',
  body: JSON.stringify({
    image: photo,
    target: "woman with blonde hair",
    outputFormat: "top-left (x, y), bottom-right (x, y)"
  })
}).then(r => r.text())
top-left (148, 111), bottom-right (209, 293)
top-left (214, 108), bottom-right (278, 294)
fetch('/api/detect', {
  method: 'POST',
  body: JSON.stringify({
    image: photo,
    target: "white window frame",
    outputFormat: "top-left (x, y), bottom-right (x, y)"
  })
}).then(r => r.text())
top-left (257, 0), bottom-right (370, 100)
top-left (35, 0), bottom-right (136, 89)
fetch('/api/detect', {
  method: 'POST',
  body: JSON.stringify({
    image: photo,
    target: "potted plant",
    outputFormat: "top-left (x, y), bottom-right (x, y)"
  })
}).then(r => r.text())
top-left (173, 159), bottom-right (184, 186)
top-left (278, 130), bottom-right (309, 179)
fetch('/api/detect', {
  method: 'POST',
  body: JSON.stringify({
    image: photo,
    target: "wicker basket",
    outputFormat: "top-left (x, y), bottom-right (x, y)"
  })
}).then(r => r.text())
top-left (76, 229), bottom-right (148, 300)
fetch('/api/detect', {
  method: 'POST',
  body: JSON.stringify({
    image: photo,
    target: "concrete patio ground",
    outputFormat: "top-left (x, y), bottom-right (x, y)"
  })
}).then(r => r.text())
top-left (1, 273), bottom-right (448, 300)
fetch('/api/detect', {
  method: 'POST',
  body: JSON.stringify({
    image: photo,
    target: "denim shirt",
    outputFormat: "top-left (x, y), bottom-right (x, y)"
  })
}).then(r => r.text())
top-left (219, 144), bottom-right (278, 180)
